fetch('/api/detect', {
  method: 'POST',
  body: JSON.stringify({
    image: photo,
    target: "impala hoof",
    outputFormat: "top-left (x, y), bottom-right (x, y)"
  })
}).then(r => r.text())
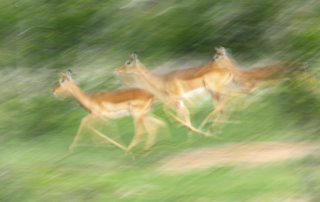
top-left (203, 132), bottom-right (211, 137)
top-left (125, 150), bottom-right (133, 156)
top-left (207, 131), bottom-right (222, 139)
top-left (69, 145), bottom-right (75, 152)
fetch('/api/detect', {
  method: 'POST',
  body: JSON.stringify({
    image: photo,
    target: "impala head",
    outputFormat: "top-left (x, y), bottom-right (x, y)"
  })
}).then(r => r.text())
top-left (212, 46), bottom-right (238, 70)
top-left (115, 53), bottom-right (141, 75)
top-left (51, 69), bottom-right (73, 98)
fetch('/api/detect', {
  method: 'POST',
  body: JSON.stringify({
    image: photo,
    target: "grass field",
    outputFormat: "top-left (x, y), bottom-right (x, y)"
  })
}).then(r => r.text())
top-left (1, 57), bottom-right (320, 201)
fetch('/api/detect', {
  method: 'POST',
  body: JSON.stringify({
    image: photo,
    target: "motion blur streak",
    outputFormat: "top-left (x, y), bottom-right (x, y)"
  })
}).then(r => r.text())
top-left (1, 0), bottom-right (320, 201)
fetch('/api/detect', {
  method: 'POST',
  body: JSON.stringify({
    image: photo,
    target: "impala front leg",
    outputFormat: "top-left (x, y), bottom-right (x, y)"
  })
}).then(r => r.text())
top-left (143, 115), bottom-right (166, 150)
top-left (127, 118), bottom-right (144, 152)
top-left (69, 115), bottom-right (92, 152)
top-left (198, 100), bottom-right (226, 131)
top-left (163, 100), bottom-right (211, 137)
top-left (89, 126), bottom-right (127, 151)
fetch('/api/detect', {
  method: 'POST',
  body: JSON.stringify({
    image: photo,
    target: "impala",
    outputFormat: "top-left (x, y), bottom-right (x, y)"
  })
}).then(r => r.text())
top-left (215, 47), bottom-right (308, 93)
top-left (115, 52), bottom-right (238, 135)
top-left (51, 70), bottom-right (165, 152)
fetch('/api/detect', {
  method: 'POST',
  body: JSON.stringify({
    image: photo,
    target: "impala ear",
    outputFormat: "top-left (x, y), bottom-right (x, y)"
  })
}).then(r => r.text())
top-left (59, 72), bottom-right (66, 78)
top-left (219, 46), bottom-right (227, 55)
top-left (215, 47), bottom-right (222, 55)
top-left (66, 69), bottom-right (72, 80)
top-left (131, 52), bottom-right (138, 64)
top-left (57, 70), bottom-right (62, 77)
top-left (215, 46), bottom-right (227, 55)
top-left (59, 72), bottom-right (66, 83)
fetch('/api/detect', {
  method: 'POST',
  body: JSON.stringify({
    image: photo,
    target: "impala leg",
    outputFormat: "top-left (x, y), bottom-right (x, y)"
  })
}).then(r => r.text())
top-left (127, 117), bottom-right (145, 152)
top-left (210, 91), bottom-right (246, 131)
top-left (207, 102), bottom-right (228, 132)
top-left (199, 78), bottom-right (248, 131)
top-left (199, 80), bottom-right (237, 131)
top-left (207, 89), bottom-right (248, 131)
top-left (162, 101), bottom-right (211, 137)
top-left (69, 115), bottom-right (92, 151)
top-left (143, 115), bottom-right (166, 150)
top-left (199, 98), bottom-right (226, 131)
top-left (88, 126), bottom-right (127, 151)
top-left (198, 109), bottom-right (219, 131)
top-left (198, 89), bottom-right (222, 131)
top-left (143, 118), bottom-right (157, 151)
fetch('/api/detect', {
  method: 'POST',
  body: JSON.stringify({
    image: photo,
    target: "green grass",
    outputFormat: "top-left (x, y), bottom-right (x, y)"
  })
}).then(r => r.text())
top-left (1, 63), bottom-right (320, 201)
top-left (0, 136), bottom-right (308, 202)
top-left (1, 0), bottom-right (320, 199)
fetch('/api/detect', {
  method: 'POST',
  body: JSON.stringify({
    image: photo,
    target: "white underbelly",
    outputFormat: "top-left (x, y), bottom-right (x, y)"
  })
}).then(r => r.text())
top-left (182, 87), bottom-right (207, 99)
top-left (103, 109), bottom-right (130, 119)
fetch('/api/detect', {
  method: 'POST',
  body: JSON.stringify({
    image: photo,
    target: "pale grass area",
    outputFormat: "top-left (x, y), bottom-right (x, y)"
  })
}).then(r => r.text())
top-left (0, 59), bottom-right (123, 98)
top-left (247, 195), bottom-right (310, 202)
top-left (158, 142), bottom-right (320, 172)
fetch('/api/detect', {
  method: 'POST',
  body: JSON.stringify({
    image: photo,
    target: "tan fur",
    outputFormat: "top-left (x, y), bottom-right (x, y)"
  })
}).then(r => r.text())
top-left (115, 51), bottom-right (237, 135)
top-left (215, 47), bottom-right (307, 92)
top-left (51, 70), bottom-right (165, 152)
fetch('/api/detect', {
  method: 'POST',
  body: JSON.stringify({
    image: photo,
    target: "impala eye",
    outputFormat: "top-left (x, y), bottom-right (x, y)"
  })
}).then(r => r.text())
top-left (214, 55), bottom-right (219, 60)
top-left (126, 61), bottom-right (131, 65)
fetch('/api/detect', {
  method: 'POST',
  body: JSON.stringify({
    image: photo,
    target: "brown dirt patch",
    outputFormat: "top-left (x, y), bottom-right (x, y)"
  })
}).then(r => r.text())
top-left (158, 142), bottom-right (319, 172)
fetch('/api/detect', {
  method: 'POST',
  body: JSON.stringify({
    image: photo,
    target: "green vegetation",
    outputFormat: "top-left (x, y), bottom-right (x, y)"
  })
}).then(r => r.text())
top-left (1, 0), bottom-right (320, 201)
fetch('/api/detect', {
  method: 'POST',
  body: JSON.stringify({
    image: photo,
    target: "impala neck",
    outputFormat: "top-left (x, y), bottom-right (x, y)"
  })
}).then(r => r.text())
top-left (67, 82), bottom-right (92, 113)
top-left (136, 61), bottom-right (167, 99)
top-left (219, 55), bottom-right (244, 77)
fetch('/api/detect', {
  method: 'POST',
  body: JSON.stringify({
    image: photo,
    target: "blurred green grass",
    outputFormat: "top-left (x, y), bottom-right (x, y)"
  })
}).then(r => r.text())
top-left (1, 58), bottom-right (320, 201)
top-left (1, 0), bottom-right (320, 201)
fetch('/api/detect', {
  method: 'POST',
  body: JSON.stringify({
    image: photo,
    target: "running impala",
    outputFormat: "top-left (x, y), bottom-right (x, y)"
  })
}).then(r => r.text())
top-left (115, 51), bottom-right (239, 135)
top-left (51, 70), bottom-right (165, 152)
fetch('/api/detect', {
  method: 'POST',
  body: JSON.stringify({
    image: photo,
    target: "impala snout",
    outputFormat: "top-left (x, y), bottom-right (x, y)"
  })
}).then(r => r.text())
top-left (114, 66), bottom-right (125, 74)
top-left (114, 68), bottom-right (120, 74)
top-left (113, 70), bottom-right (120, 79)
top-left (51, 88), bottom-right (60, 99)
top-left (50, 88), bottom-right (55, 94)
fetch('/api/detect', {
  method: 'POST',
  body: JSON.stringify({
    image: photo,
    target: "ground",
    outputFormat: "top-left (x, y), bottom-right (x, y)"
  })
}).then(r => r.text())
top-left (158, 141), bottom-right (320, 173)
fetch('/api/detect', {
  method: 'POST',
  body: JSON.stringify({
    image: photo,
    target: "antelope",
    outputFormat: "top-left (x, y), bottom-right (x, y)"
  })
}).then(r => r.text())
top-left (114, 52), bottom-right (238, 135)
top-left (214, 47), bottom-right (309, 93)
top-left (51, 70), bottom-right (165, 152)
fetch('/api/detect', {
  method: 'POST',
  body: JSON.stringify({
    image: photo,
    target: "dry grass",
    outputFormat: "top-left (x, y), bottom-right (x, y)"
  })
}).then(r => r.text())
top-left (158, 142), bottom-right (320, 172)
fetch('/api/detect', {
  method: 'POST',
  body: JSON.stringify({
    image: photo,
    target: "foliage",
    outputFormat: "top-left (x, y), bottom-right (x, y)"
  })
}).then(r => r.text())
top-left (1, 0), bottom-right (320, 201)
top-left (0, 0), bottom-right (320, 68)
